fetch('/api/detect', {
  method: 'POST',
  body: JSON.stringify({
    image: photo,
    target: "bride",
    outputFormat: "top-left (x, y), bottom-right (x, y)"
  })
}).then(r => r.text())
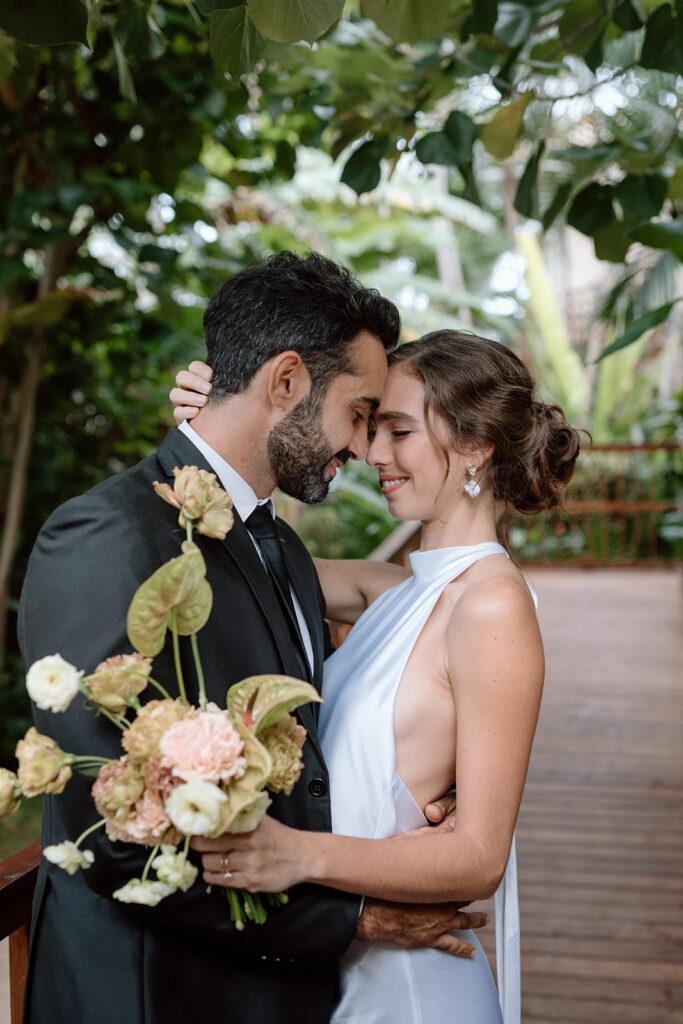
top-left (172, 330), bottom-right (580, 1023)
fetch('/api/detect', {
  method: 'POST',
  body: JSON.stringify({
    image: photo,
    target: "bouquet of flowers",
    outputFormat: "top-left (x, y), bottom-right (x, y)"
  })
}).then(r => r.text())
top-left (0, 466), bottom-right (321, 929)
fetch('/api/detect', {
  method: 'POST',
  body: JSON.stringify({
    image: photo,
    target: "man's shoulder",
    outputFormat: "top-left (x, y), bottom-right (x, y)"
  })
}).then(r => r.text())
top-left (44, 451), bottom-right (163, 530)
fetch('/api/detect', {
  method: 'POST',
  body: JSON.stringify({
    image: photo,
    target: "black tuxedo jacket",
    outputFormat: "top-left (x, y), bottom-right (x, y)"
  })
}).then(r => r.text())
top-left (17, 428), bottom-right (360, 1024)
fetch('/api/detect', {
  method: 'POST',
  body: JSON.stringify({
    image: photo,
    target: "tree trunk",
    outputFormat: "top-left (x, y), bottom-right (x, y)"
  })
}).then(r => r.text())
top-left (0, 239), bottom-right (73, 674)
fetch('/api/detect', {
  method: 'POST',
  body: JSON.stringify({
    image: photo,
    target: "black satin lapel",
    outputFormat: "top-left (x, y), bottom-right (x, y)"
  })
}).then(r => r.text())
top-left (279, 530), bottom-right (324, 686)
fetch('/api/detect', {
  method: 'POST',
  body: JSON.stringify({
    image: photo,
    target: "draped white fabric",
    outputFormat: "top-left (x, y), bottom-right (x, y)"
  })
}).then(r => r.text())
top-left (320, 542), bottom-right (521, 1024)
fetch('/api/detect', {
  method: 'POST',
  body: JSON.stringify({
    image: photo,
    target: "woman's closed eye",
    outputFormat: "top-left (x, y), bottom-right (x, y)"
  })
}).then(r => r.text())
top-left (391, 430), bottom-right (412, 438)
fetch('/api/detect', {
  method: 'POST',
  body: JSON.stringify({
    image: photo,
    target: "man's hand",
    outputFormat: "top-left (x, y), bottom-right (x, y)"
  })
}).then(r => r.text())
top-left (424, 790), bottom-right (457, 832)
top-left (357, 898), bottom-right (488, 959)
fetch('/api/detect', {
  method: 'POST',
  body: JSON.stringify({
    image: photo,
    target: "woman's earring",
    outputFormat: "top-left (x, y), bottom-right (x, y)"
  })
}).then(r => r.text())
top-left (464, 465), bottom-right (480, 498)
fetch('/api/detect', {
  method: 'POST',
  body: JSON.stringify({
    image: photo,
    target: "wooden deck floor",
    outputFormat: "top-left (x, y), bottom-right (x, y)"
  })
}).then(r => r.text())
top-left (477, 567), bottom-right (683, 1024)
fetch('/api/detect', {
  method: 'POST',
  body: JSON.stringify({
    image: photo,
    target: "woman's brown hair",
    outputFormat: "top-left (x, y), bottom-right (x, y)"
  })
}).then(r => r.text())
top-left (389, 330), bottom-right (582, 516)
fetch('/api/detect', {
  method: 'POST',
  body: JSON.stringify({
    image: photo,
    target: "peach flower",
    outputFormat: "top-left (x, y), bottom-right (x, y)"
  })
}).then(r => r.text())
top-left (122, 699), bottom-right (191, 765)
top-left (16, 728), bottom-right (73, 797)
top-left (86, 653), bottom-right (153, 712)
top-left (105, 759), bottom-right (181, 846)
top-left (160, 709), bottom-right (247, 783)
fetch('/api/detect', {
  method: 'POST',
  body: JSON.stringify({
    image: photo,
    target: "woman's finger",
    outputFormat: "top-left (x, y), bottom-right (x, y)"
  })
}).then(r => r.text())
top-left (188, 360), bottom-right (213, 380)
top-left (175, 369), bottom-right (212, 392)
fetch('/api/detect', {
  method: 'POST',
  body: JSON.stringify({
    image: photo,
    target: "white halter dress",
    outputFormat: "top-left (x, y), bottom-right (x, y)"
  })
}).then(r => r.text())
top-left (319, 542), bottom-right (521, 1024)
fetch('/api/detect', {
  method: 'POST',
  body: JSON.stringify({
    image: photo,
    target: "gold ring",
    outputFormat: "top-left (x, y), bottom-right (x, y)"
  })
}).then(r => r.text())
top-left (220, 853), bottom-right (230, 873)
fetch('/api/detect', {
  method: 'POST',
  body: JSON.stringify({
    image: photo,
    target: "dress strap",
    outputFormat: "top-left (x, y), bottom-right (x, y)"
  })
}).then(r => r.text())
top-left (495, 833), bottom-right (521, 1024)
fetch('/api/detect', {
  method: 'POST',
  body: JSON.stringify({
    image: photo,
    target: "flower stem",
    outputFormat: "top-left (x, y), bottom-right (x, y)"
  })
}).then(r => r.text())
top-left (74, 818), bottom-right (106, 848)
top-left (226, 887), bottom-right (245, 931)
top-left (170, 611), bottom-right (188, 705)
top-left (73, 755), bottom-right (112, 767)
top-left (141, 840), bottom-right (163, 883)
top-left (190, 633), bottom-right (207, 711)
top-left (146, 676), bottom-right (173, 700)
top-left (185, 519), bottom-right (194, 543)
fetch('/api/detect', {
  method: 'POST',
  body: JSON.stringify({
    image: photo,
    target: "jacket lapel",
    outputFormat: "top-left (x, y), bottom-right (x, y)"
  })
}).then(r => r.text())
top-left (156, 430), bottom-right (324, 759)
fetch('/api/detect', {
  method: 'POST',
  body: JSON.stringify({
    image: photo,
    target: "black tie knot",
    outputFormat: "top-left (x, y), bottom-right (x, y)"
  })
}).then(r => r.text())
top-left (245, 504), bottom-right (278, 541)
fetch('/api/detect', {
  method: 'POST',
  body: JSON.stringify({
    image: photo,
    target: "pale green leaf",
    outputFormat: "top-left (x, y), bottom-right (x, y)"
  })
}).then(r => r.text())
top-left (246, 0), bottom-right (343, 44)
top-left (209, 6), bottom-right (265, 76)
top-left (480, 91), bottom-right (534, 160)
top-left (361, 0), bottom-right (451, 43)
top-left (127, 543), bottom-right (212, 656)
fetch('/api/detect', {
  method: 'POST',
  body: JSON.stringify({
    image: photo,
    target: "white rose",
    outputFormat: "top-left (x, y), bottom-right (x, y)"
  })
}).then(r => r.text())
top-left (113, 878), bottom-right (175, 906)
top-left (43, 841), bottom-right (94, 875)
top-left (151, 845), bottom-right (198, 892)
top-left (165, 777), bottom-right (228, 837)
top-left (226, 791), bottom-right (271, 834)
top-left (27, 654), bottom-right (83, 713)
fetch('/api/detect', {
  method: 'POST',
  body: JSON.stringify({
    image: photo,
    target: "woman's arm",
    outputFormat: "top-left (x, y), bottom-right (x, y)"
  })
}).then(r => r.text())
top-left (314, 557), bottom-right (410, 624)
top-left (199, 575), bottom-right (543, 901)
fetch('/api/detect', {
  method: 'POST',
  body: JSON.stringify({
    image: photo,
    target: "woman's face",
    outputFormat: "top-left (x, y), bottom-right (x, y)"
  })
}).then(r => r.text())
top-left (366, 364), bottom-right (471, 523)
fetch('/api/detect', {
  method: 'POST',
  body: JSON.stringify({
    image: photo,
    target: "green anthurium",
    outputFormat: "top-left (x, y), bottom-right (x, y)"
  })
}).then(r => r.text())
top-left (229, 716), bottom-right (273, 791)
top-left (226, 674), bottom-right (322, 733)
top-left (127, 541), bottom-right (213, 657)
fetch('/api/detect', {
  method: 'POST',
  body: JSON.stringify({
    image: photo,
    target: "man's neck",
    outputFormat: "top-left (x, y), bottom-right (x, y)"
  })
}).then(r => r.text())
top-left (185, 401), bottom-right (275, 499)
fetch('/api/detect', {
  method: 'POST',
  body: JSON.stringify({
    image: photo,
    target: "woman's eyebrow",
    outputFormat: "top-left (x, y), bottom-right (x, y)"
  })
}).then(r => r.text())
top-left (374, 411), bottom-right (419, 423)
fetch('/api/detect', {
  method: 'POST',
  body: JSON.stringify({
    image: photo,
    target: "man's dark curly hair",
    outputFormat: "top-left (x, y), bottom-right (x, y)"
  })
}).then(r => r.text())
top-left (203, 251), bottom-right (400, 400)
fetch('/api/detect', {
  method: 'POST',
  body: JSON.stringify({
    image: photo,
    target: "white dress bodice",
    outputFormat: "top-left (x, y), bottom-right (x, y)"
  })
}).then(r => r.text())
top-left (319, 542), bottom-right (521, 1024)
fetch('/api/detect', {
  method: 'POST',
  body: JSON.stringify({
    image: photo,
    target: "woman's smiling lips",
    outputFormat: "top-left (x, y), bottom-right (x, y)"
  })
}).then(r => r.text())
top-left (379, 475), bottom-right (408, 495)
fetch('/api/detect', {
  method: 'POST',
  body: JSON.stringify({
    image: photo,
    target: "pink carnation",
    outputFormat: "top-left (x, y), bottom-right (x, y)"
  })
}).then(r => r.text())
top-left (160, 710), bottom-right (247, 784)
top-left (105, 760), bottom-right (182, 847)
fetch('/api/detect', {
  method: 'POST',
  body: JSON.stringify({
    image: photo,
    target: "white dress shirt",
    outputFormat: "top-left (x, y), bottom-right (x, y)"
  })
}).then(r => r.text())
top-left (178, 420), bottom-right (314, 674)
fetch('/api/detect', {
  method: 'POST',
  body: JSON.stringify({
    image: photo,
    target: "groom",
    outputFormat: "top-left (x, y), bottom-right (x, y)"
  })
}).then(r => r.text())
top-left (18, 252), bottom-right (483, 1024)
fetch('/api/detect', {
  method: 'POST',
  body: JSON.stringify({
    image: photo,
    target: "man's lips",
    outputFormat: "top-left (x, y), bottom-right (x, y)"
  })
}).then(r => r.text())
top-left (379, 476), bottom-right (408, 495)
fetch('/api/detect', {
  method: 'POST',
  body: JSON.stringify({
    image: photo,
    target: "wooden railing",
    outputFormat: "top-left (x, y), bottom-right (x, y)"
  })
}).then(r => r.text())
top-left (1, 840), bottom-right (40, 1023)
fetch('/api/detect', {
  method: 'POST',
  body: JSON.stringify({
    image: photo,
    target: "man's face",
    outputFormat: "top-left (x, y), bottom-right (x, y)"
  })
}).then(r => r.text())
top-left (267, 331), bottom-right (388, 504)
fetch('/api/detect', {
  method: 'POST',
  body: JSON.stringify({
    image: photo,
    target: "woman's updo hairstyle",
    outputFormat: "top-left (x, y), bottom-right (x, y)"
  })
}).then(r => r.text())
top-left (389, 330), bottom-right (582, 515)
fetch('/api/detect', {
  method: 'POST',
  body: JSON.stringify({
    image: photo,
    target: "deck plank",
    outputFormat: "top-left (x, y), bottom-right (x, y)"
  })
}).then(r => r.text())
top-left (476, 568), bottom-right (683, 1023)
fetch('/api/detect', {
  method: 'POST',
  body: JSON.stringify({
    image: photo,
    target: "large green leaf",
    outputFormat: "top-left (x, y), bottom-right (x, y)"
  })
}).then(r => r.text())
top-left (246, 0), bottom-right (343, 43)
top-left (514, 139), bottom-right (545, 219)
top-left (641, 3), bottom-right (683, 72)
top-left (480, 91), bottom-right (534, 160)
top-left (542, 181), bottom-right (572, 230)
top-left (567, 182), bottom-right (615, 236)
top-left (627, 220), bottom-right (683, 259)
top-left (0, 0), bottom-right (88, 45)
top-left (596, 301), bottom-right (676, 360)
top-left (226, 674), bottom-right (321, 733)
top-left (614, 174), bottom-right (668, 221)
top-left (593, 222), bottom-right (630, 262)
top-left (341, 136), bottom-right (387, 195)
top-left (415, 131), bottom-right (461, 166)
top-left (472, 0), bottom-right (499, 34)
top-left (361, 0), bottom-right (451, 43)
top-left (443, 110), bottom-right (477, 166)
top-left (210, 6), bottom-right (265, 76)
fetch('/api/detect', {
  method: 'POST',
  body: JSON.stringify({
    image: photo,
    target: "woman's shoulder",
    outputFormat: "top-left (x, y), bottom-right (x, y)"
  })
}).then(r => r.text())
top-left (448, 560), bottom-right (537, 631)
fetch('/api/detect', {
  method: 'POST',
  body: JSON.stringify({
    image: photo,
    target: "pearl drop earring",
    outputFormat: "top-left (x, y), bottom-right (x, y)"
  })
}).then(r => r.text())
top-left (464, 465), bottom-right (480, 498)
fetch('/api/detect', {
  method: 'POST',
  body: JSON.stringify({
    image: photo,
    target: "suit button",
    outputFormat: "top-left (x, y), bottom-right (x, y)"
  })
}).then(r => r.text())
top-left (308, 778), bottom-right (327, 797)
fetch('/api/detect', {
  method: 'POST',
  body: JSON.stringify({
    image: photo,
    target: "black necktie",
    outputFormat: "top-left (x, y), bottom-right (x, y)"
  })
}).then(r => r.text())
top-left (245, 505), bottom-right (310, 681)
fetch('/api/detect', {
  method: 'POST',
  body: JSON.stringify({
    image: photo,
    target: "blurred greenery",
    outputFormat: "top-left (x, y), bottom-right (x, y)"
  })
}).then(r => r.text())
top-left (1, 0), bottom-right (682, 776)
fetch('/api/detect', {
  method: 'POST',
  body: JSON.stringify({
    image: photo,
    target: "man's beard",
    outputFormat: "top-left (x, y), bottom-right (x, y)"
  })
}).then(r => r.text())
top-left (267, 391), bottom-right (349, 504)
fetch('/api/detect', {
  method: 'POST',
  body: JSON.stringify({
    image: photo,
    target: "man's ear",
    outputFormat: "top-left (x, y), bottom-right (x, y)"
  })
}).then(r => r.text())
top-left (266, 351), bottom-right (311, 412)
